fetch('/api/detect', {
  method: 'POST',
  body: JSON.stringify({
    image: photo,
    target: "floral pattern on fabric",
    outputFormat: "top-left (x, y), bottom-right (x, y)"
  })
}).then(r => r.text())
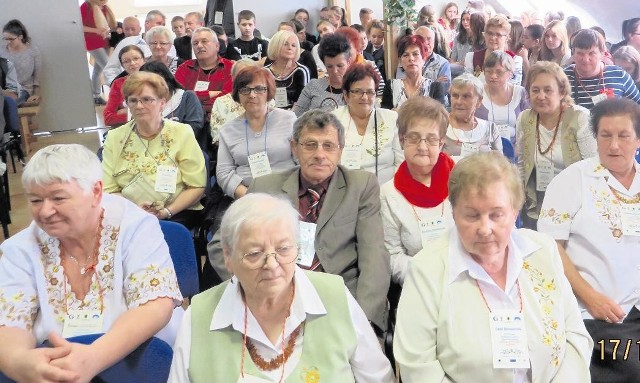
top-left (210, 94), bottom-right (244, 144)
top-left (523, 261), bottom-right (563, 367)
top-left (538, 208), bottom-right (571, 225)
top-left (590, 186), bottom-right (624, 241)
top-left (39, 224), bottom-right (119, 325)
top-left (124, 263), bottom-right (180, 307)
top-left (301, 366), bottom-right (321, 383)
top-left (121, 128), bottom-right (176, 176)
top-left (0, 289), bottom-right (38, 330)
top-left (362, 116), bottom-right (392, 158)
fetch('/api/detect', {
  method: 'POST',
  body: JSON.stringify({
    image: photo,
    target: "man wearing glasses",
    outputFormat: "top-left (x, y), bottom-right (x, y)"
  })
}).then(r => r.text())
top-left (207, 109), bottom-right (390, 337)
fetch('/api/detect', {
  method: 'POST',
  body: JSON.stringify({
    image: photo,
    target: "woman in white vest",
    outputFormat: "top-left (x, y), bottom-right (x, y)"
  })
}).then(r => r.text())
top-left (169, 193), bottom-right (394, 382)
top-left (394, 151), bottom-right (592, 383)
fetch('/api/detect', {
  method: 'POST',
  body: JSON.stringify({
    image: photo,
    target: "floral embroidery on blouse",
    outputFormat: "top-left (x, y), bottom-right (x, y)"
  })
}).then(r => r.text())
top-left (538, 208), bottom-right (571, 224)
top-left (590, 186), bottom-right (624, 240)
top-left (301, 366), bottom-right (320, 383)
top-left (121, 128), bottom-right (176, 176)
top-left (39, 224), bottom-right (119, 325)
top-left (124, 263), bottom-right (180, 307)
top-left (0, 289), bottom-right (39, 330)
top-left (523, 261), bottom-right (563, 367)
top-left (362, 116), bottom-right (392, 158)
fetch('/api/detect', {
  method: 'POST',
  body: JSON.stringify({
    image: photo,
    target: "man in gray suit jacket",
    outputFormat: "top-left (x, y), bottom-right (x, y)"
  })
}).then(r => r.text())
top-left (207, 110), bottom-right (390, 333)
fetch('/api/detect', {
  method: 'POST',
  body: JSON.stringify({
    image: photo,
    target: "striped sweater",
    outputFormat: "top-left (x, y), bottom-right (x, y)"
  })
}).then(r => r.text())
top-left (564, 64), bottom-right (640, 110)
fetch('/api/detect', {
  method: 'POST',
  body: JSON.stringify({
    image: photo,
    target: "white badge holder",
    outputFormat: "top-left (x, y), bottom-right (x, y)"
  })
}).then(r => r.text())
top-left (194, 81), bottom-right (210, 91)
top-left (155, 165), bottom-right (178, 193)
top-left (248, 151), bottom-right (272, 178)
top-left (341, 145), bottom-right (362, 170)
top-left (591, 93), bottom-right (607, 105)
top-left (419, 219), bottom-right (447, 248)
top-left (460, 142), bottom-right (479, 158)
top-left (274, 87), bottom-right (288, 108)
top-left (62, 310), bottom-right (104, 338)
top-left (497, 124), bottom-right (511, 139)
top-left (237, 374), bottom-right (274, 383)
top-left (297, 222), bottom-right (317, 267)
top-left (535, 159), bottom-right (554, 192)
top-left (489, 309), bottom-right (531, 369)
top-left (620, 203), bottom-right (640, 237)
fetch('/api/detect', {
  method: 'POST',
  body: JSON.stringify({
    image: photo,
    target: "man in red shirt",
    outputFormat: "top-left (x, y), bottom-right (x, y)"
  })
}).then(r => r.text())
top-left (175, 27), bottom-right (233, 120)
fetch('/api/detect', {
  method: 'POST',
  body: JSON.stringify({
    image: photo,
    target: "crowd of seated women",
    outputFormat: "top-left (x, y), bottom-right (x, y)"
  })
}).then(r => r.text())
top-left (1, 4), bottom-right (640, 383)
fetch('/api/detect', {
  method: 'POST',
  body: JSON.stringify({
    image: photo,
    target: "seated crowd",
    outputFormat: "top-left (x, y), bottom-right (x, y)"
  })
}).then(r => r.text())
top-left (1, 2), bottom-right (640, 382)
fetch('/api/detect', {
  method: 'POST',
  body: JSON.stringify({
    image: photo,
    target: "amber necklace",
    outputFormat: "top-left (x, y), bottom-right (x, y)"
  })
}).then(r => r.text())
top-left (240, 283), bottom-right (299, 382)
top-left (535, 109), bottom-right (563, 155)
top-left (609, 186), bottom-right (640, 204)
top-left (62, 208), bottom-right (104, 275)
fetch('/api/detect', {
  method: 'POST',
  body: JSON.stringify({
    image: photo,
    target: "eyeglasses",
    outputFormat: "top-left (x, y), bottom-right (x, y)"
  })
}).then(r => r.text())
top-left (403, 133), bottom-right (441, 146)
top-left (401, 51), bottom-right (422, 60)
top-left (2, 37), bottom-right (17, 41)
top-left (298, 141), bottom-right (341, 152)
top-left (239, 86), bottom-right (268, 95)
top-left (484, 31), bottom-right (507, 38)
top-left (121, 57), bottom-right (144, 65)
top-left (484, 69), bottom-right (510, 77)
top-left (126, 96), bottom-right (158, 106)
top-left (149, 41), bottom-right (171, 47)
top-left (241, 245), bottom-right (298, 269)
top-left (348, 89), bottom-right (377, 97)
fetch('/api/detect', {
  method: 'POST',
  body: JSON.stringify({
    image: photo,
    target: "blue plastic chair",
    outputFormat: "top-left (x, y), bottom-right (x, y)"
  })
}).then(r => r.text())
top-left (0, 334), bottom-right (172, 383)
top-left (160, 220), bottom-right (199, 297)
top-left (501, 137), bottom-right (515, 163)
top-left (635, 148), bottom-right (640, 163)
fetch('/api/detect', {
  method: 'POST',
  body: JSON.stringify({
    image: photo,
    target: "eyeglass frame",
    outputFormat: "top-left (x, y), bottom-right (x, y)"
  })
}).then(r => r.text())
top-left (483, 31), bottom-right (507, 38)
top-left (348, 89), bottom-right (377, 97)
top-left (238, 86), bottom-right (269, 95)
top-left (126, 96), bottom-right (159, 107)
top-left (402, 133), bottom-right (442, 146)
top-left (121, 56), bottom-right (144, 65)
top-left (149, 41), bottom-right (171, 47)
top-left (296, 140), bottom-right (342, 153)
top-left (2, 36), bottom-right (18, 41)
top-left (241, 245), bottom-right (299, 269)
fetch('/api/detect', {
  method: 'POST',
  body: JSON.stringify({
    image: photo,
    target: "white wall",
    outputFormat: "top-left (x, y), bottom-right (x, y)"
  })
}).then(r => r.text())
top-left (2, 0), bottom-right (97, 132)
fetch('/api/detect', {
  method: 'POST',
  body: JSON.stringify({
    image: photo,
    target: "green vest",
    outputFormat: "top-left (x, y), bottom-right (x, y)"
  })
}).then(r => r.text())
top-left (188, 271), bottom-right (357, 383)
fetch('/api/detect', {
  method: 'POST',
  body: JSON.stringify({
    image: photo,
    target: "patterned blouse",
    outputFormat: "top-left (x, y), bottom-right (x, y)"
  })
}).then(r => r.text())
top-left (0, 194), bottom-right (182, 344)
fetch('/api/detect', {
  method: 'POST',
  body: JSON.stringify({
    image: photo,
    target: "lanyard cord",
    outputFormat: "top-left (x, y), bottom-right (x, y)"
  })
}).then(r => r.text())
top-left (245, 110), bottom-right (269, 157)
top-left (476, 279), bottom-right (523, 313)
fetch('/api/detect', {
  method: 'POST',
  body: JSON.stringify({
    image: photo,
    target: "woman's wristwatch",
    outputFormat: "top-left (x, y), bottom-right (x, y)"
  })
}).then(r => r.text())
top-left (164, 207), bottom-right (173, 219)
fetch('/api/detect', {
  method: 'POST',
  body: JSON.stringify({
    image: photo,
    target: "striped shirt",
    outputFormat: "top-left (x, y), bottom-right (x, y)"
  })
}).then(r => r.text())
top-left (564, 64), bottom-right (640, 110)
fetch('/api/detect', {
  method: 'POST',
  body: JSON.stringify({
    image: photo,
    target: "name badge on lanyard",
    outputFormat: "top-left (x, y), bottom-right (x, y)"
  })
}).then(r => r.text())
top-left (274, 87), bottom-right (288, 108)
top-left (155, 165), bottom-right (178, 193)
top-left (237, 374), bottom-right (274, 383)
top-left (194, 81), bottom-right (210, 92)
top-left (490, 309), bottom-right (531, 369)
top-left (62, 309), bottom-right (104, 338)
top-left (620, 203), bottom-right (640, 237)
top-left (535, 158), bottom-right (554, 192)
top-left (460, 142), bottom-right (479, 158)
top-left (419, 219), bottom-right (447, 248)
top-left (341, 145), bottom-right (362, 169)
top-left (297, 221), bottom-right (317, 267)
top-left (248, 151), bottom-right (272, 178)
top-left (591, 92), bottom-right (608, 105)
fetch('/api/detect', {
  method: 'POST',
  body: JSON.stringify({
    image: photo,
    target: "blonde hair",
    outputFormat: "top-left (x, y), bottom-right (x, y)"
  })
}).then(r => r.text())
top-left (449, 151), bottom-right (524, 210)
top-left (539, 20), bottom-right (569, 63)
top-left (122, 71), bottom-right (169, 100)
top-left (485, 15), bottom-right (511, 35)
top-left (267, 30), bottom-right (301, 61)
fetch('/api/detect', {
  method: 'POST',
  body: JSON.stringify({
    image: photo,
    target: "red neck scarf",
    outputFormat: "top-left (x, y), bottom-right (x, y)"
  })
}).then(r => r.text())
top-left (394, 152), bottom-right (455, 208)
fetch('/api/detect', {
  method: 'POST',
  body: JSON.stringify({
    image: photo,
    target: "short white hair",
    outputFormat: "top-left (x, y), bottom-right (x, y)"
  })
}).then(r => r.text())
top-left (144, 26), bottom-right (175, 44)
top-left (220, 193), bottom-right (300, 253)
top-left (22, 144), bottom-right (102, 193)
top-left (452, 73), bottom-right (484, 98)
top-left (192, 27), bottom-right (218, 43)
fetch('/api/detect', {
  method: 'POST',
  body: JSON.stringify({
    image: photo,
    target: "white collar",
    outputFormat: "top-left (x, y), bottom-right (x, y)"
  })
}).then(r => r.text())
top-left (588, 156), bottom-right (640, 194)
top-left (447, 226), bottom-right (541, 291)
top-left (210, 267), bottom-right (327, 349)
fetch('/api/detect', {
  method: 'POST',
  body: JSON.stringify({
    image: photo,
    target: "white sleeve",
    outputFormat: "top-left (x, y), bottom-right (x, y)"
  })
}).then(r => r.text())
top-left (575, 109), bottom-right (598, 159)
top-left (380, 188), bottom-right (411, 285)
top-left (537, 164), bottom-right (583, 239)
top-left (463, 52), bottom-right (473, 74)
top-left (345, 286), bottom-right (395, 383)
top-left (167, 307), bottom-right (192, 383)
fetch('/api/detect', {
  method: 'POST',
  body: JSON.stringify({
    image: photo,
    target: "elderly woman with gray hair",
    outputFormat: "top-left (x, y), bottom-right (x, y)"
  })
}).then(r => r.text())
top-left (394, 151), bottom-right (592, 383)
top-left (443, 73), bottom-right (502, 158)
top-left (475, 50), bottom-right (530, 144)
top-left (169, 193), bottom-right (394, 382)
top-left (144, 25), bottom-right (181, 74)
top-left (0, 144), bottom-right (183, 383)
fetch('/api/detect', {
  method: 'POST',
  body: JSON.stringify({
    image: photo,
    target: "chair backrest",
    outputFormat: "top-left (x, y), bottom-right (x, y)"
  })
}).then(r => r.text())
top-left (501, 137), bottom-right (515, 163)
top-left (159, 220), bottom-right (199, 297)
top-left (0, 334), bottom-right (173, 383)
